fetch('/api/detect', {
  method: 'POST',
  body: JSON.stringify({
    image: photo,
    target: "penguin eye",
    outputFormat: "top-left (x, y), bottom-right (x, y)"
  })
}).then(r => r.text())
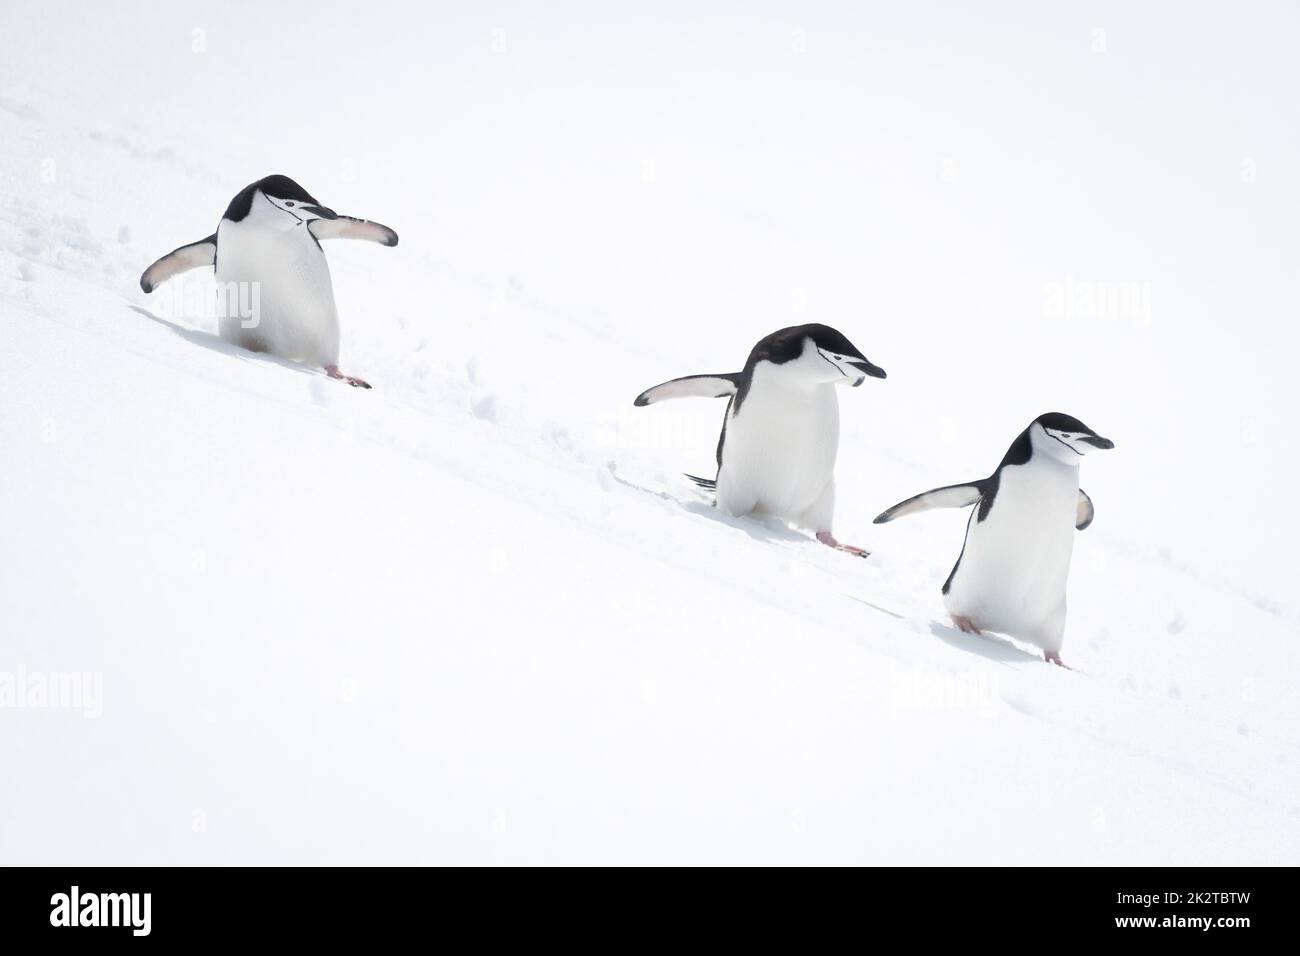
top-left (284, 201), bottom-right (295, 207)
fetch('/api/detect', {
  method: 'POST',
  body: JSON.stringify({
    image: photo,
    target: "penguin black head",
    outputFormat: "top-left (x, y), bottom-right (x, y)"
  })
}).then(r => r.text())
top-left (748, 323), bottom-right (887, 387)
top-left (223, 174), bottom-right (340, 227)
top-left (1031, 412), bottom-right (1115, 461)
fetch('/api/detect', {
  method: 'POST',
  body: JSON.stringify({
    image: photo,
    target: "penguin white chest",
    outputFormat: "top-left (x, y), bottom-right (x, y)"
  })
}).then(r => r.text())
top-left (717, 380), bottom-right (839, 521)
top-left (944, 460), bottom-right (1078, 644)
top-left (215, 220), bottom-right (340, 366)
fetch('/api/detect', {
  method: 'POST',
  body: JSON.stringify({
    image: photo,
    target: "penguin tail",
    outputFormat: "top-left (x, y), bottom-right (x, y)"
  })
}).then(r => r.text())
top-left (684, 474), bottom-right (717, 491)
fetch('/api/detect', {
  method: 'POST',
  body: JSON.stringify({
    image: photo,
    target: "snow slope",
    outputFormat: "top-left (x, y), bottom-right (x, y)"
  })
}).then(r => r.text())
top-left (1, 2), bottom-right (1298, 864)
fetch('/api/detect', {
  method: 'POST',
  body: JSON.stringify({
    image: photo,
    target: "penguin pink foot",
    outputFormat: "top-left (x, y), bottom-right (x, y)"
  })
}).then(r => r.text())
top-left (951, 614), bottom-right (982, 635)
top-left (326, 365), bottom-right (372, 389)
top-left (816, 531), bottom-right (869, 558)
top-left (1043, 650), bottom-right (1073, 669)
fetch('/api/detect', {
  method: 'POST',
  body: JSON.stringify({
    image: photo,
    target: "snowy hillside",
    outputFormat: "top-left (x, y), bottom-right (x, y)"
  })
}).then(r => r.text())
top-left (1, 2), bottom-right (1298, 864)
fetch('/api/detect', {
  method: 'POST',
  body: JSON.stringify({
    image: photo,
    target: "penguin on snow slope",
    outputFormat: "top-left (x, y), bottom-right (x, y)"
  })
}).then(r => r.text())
top-left (140, 174), bottom-right (397, 388)
top-left (873, 412), bottom-right (1114, 666)
top-left (634, 324), bottom-right (887, 556)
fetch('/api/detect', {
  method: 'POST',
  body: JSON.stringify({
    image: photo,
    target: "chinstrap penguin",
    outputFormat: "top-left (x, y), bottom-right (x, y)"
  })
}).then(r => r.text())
top-left (140, 174), bottom-right (398, 388)
top-left (634, 324), bottom-right (886, 556)
top-left (873, 412), bottom-right (1114, 666)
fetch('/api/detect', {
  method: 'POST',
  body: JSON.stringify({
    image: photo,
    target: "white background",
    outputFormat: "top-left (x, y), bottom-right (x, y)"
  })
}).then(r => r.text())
top-left (1, 1), bottom-right (1297, 863)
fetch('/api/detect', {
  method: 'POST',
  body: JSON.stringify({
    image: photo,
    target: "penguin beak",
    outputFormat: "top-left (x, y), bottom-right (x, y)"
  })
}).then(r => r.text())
top-left (848, 359), bottom-right (887, 382)
top-left (1080, 435), bottom-right (1115, 450)
top-left (300, 205), bottom-right (338, 220)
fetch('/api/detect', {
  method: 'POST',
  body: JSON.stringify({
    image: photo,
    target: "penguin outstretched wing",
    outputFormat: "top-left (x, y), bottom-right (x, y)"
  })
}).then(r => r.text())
top-left (633, 373), bottom-right (742, 406)
top-left (876, 483), bottom-right (1098, 529)
top-left (873, 481), bottom-right (988, 524)
top-left (139, 235), bottom-right (217, 292)
top-left (308, 216), bottom-right (398, 247)
top-left (1076, 489), bottom-right (1095, 530)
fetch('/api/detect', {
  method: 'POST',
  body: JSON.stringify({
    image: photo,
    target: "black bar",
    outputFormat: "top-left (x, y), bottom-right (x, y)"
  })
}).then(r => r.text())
top-left (0, 866), bottom-right (1287, 943)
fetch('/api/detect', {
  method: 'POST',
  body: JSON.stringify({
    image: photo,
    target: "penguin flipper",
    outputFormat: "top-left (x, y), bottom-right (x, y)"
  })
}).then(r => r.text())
top-left (309, 216), bottom-right (398, 247)
top-left (139, 235), bottom-right (217, 292)
top-left (873, 481), bottom-right (986, 524)
top-left (1076, 488), bottom-right (1095, 530)
top-left (633, 373), bottom-right (741, 406)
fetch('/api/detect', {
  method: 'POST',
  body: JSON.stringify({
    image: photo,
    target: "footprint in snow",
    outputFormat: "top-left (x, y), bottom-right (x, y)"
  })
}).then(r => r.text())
top-left (308, 378), bottom-right (333, 406)
top-left (471, 391), bottom-right (498, 422)
top-left (1001, 691), bottom-right (1036, 716)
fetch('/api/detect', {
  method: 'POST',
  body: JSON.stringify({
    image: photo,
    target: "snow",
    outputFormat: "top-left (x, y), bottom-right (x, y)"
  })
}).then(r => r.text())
top-left (1, 2), bottom-right (1298, 864)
